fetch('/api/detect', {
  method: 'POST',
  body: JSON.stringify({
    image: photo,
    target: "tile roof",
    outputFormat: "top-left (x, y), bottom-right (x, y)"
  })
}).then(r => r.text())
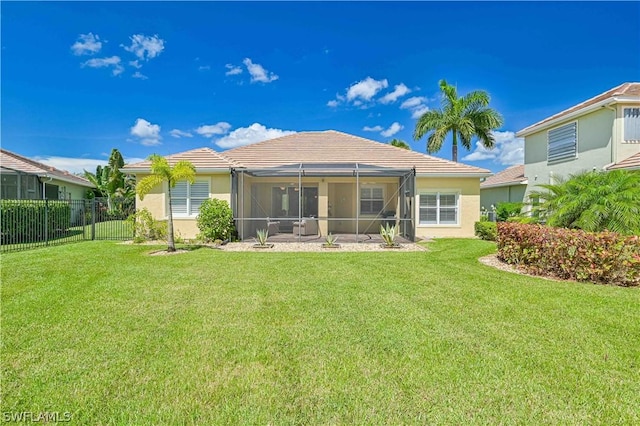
top-left (124, 147), bottom-right (238, 170)
top-left (124, 131), bottom-right (490, 176)
top-left (606, 151), bottom-right (640, 171)
top-left (517, 82), bottom-right (640, 136)
top-left (0, 149), bottom-right (94, 188)
top-left (480, 165), bottom-right (526, 188)
top-left (244, 130), bottom-right (489, 174)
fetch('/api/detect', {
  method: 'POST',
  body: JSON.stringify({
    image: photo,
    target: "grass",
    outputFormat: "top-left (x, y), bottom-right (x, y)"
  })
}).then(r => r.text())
top-left (2, 239), bottom-right (639, 424)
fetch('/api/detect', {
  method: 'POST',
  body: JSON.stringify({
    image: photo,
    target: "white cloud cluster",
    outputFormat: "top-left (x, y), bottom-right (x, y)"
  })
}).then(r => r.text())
top-left (242, 58), bottom-right (278, 83)
top-left (363, 122), bottom-right (403, 137)
top-left (215, 123), bottom-right (296, 149)
top-left (379, 84), bottom-right (411, 104)
top-left (81, 56), bottom-right (124, 76)
top-left (122, 34), bottom-right (165, 61)
top-left (130, 118), bottom-right (162, 146)
top-left (32, 155), bottom-right (146, 175)
top-left (462, 131), bottom-right (524, 166)
top-left (400, 96), bottom-right (429, 119)
top-left (225, 64), bottom-right (242, 76)
top-left (329, 77), bottom-right (412, 109)
top-left (74, 33), bottom-right (165, 79)
top-left (196, 122), bottom-right (232, 138)
top-left (170, 129), bottom-right (193, 138)
top-left (71, 33), bottom-right (102, 55)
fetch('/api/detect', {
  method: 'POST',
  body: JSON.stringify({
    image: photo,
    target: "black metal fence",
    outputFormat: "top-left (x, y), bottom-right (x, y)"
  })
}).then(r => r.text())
top-left (1, 197), bottom-right (135, 253)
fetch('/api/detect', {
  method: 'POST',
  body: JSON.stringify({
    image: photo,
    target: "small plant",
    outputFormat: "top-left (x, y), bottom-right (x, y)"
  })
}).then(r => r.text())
top-left (325, 233), bottom-right (339, 246)
top-left (380, 224), bottom-right (400, 247)
top-left (126, 208), bottom-right (167, 243)
top-left (254, 228), bottom-right (269, 246)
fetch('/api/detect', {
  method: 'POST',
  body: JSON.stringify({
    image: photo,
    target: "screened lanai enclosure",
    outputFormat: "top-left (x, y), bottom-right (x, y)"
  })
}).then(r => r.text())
top-left (230, 163), bottom-right (416, 242)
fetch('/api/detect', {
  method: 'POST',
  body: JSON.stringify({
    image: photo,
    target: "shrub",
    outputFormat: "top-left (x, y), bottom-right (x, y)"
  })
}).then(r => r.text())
top-left (474, 221), bottom-right (497, 241)
top-left (1, 200), bottom-right (71, 243)
top-left (126, 208), bottom-right (167, 243)
top-left (380, 224), bottom-right (399, 247)
top-left (495, 202), bottom-right (523, 222)
top-left (196, 198), bottom-right (235, 242)
top-left (497, 222), bottom-right (640, 287)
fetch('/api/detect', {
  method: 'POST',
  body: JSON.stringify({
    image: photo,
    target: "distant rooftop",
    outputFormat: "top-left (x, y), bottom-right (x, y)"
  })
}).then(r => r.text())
top-left (480, 165), bottom-right (526, 188)
top-left (0, 148), bottom-right (94, 188)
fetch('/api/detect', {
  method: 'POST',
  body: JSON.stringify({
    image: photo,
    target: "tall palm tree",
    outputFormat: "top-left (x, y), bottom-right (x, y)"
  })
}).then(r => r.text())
top-left (389, 138), bottom-right (411, 150)
top-left (413, 79), bottom-right (503, 162)
top-left (136, 154), bottom-right (196, 252)
top-left (529, 170), bottom-right (640, 235)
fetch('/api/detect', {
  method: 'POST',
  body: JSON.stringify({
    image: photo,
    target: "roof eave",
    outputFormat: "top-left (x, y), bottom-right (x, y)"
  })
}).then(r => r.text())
top-left (123, 167), bottom-right (231, 173)
top-left (416, 172), bottom-right (492, 178)
top-left (516, 96), bottom-right (640, 137)
top-left (480, 180), bottom-right (528, 189)
top-left (45, 174), bottom-right (95, 188)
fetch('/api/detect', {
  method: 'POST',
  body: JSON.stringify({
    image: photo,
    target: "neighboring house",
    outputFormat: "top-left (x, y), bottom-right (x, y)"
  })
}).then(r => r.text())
top-left (0, 148), bottom-right (94, 200)
top-left (479, 165), bottom-right (527, 211)
top-left (517, 82), bottom-right (640, 202)
top-left (123, 130), bottom-right (491, 240)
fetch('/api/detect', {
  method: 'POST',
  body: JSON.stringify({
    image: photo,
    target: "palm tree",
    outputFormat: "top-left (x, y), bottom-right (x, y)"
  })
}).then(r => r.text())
top-left (389, 138), bottom-right (410, 150)
top-left (413, 79), bottom-right (503, 162)
top-left (136, 154), bottom-right (196, 252)
top-left (529, 170), bottom-right (640, 235)
top-left (84, 165), bottom-right (110, 198)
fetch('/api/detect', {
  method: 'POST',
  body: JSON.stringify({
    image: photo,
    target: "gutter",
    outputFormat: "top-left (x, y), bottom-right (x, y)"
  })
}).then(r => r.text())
top-left (415, 172), bottom-right (492, 178)
top-left (480, 180), bottom-right (528, 189)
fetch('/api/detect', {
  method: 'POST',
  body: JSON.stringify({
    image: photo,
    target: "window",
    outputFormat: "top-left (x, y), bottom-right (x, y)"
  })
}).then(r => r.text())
top-left (624, 108), bottom-right (640, 142)
top-left (548, 122), bottom-right (577, 163)
top-left (360, 186), bottom-right (384, 215)
top-left (171, 180), bottom-right (209, 216)
top-left (419, 193), bottom-right (458, 225)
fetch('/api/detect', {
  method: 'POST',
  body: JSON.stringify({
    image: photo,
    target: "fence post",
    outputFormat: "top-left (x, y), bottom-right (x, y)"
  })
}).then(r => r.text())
top-left (91, 199), bottom-right (96, 240)
top-left (44, 199), bottom-right (49, 246)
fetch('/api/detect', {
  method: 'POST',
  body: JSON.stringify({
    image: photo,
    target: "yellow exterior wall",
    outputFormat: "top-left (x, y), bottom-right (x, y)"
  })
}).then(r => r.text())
top-left (414, 177), bottom-right (480, 238)
top-left (135, 173), bottom-right (231, 240)
top-left (615, 103), bottom-right (640, 163)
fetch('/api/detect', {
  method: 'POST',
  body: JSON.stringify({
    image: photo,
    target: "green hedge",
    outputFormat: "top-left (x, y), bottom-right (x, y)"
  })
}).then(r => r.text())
top-left (474, 221), bottom-right (497, 241)
top-left (1, 200), bottom-right (71, 243)
top-left (497, 222), bottom-right (640, 287)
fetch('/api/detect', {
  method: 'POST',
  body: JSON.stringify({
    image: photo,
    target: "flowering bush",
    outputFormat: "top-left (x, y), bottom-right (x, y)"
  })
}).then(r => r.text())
top-left (497, 222), bottom-right (640, 287)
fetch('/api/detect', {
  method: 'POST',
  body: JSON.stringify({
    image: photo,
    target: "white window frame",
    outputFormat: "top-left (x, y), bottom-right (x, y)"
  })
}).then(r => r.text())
top-left (168, 179), bottom-right (210, 218)
top-left (359, 184), bottom-right (385, 216)
top-left (418, 192), bottom-right (460, 226)
top-left (623, 107), bottom-right (640, 142)
top-left (547, 121), bottom-right (578, 164)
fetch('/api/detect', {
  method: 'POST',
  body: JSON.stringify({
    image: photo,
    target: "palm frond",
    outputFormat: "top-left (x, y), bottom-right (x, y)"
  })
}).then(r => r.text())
top-left (136, 174), bottom-right (164, 200)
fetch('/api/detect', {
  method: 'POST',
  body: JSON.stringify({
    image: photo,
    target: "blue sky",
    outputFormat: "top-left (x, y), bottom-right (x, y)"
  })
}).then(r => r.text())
top-left (2, 1), bottom-right (639, 174)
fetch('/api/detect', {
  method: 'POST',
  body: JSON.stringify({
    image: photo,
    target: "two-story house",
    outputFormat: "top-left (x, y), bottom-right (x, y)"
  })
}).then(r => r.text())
top-left (516, 82), bottom-right (640, 201)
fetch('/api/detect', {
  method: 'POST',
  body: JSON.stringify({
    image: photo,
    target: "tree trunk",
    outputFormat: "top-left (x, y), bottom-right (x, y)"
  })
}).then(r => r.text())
top-left (452, 132), bottom-right (458, 162)
top-left (166, 185), bottom-right (176, 252)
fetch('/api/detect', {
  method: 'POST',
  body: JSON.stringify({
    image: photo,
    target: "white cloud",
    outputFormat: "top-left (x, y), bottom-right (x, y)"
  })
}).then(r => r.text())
top-left (81, 56), bottom-right (124, 76)
top-left (400, 96), bottom-right (429, 119)
top-left (169, 129), bottom-right (193, 138)
top-left (346, 77), bottom-right (388, 102)
top-left (129, 60), bottom-right (142, 69)
top-left (132, 71), bottom-right (148, 80)
top-left (195, 122), bottom-right (232, 137)
top-left (381, 122), bottom-right (404, 137)
top-left (327, 100), bottom-right (339, 108)
top-left (130, 118), bottom-right (161, 146)
top-left (71, 33), bottom-right (102, 55)
top-left (462, 131), bottom-right (524, 165)
top-left (122, 34), bottom-right (165, 61)
top-left (225, 64), bottom-right (243, 76)
top-left (31, 156), bottom-right (145, 175)
top-left (242, 58), bottom-right (278, 83)
top-left (363, 125), bottom-right (383, 132)
top-left (379, 83), bottom-right (411, 104)
top-left (215, 123), bottom-right (296, 149)
top-left (198, 65), bottom-right (211, 71)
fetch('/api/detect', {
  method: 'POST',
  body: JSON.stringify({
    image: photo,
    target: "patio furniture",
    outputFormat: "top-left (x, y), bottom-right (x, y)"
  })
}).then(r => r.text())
top-left (267, 219), bottom-right (280, 235)
top-left (293, 218), bottom-right (318, 236)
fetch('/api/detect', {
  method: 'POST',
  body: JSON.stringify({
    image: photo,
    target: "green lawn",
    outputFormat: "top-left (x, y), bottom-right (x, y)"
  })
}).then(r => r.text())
top-left (2, 240), bottom-right (639, 424)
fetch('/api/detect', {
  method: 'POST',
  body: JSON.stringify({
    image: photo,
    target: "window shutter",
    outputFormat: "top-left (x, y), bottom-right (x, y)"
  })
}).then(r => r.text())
top-left (624, 108), bottom-right (640, 142)
top-left (171, 181), bottom-right (188, 215)
top-left (189, 181), bottom-right (210, 215)
top-left (548, 122), bottom-right (577, 163)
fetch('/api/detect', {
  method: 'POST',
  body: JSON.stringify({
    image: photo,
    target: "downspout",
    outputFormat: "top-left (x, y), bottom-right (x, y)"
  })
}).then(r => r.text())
top-left (40, 175), bottom-right (53, 199)
top-left (603, 102), bottom-right (617, 165)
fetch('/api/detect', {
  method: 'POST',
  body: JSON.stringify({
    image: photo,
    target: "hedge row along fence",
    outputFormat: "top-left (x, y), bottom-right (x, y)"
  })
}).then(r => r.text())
top-left (1, 199), bottom-right (71, 244)
top-left (497, 222), bottom-right (640, 287)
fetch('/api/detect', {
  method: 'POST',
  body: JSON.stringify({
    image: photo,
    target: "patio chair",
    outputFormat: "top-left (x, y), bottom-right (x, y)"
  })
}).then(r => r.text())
top-left (293, 218), bottom-right (318, 236)
top-left (267, 219), bottom-right (280, 235)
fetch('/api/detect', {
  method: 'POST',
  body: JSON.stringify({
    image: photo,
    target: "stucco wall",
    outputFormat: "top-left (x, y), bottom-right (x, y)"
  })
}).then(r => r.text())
top-left (480, 184), bottom-right (526, 211)
top-left (135, 173), bottom-right (231, 240)
top-left (615, 103), bottom-right (640, 163)
top-left (414, 177), bottom-right (480, 238)
top-left (524, 107), bottom-right (614, 199)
